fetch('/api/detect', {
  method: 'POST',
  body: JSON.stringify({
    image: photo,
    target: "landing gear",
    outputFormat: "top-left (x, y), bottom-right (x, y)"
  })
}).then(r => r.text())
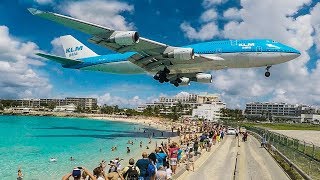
top-left (265, 65), bottom-right (271, 77)
top-left (154, 67), bottom-right (170, 84)
top-left (171, 78), bottom-right (181, 87)
top-left (265, 71), bottom-right (270, 77)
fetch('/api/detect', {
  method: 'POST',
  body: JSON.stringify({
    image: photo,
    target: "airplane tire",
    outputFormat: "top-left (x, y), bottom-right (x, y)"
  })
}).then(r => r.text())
top-left (265, 71), bottom-right (270, 77)
top-left (153, 74), bottom-right (160, 80)
top-left (164, 78), bottom-right (169, 82)
top-left (174, 82), bottom-right (179, 87)
top-left (159, 79), bottom-right (164, 83)
top-left (177, 78), bottom-right (182, 83)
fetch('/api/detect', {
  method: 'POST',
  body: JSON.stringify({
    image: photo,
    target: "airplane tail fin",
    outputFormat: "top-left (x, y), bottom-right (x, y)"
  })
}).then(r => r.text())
top-left (59, 35), bottom-right (98, 60)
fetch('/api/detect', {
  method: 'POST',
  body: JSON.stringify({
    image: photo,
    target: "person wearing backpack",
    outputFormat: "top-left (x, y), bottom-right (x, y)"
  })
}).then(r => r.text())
top-left (122, 158), bottom-right (140, 180)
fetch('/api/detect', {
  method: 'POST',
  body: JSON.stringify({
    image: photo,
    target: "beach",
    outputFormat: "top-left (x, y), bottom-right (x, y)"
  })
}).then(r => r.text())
top-left (0, 115), bottom-right (179, 179)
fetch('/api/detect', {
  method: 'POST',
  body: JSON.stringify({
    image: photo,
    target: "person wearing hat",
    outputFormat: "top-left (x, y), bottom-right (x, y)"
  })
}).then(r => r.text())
top-left (62, 167), bottom-right (96, 180)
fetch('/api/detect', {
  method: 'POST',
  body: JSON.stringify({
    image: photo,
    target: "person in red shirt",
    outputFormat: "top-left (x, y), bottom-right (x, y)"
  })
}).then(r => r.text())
top-left (168, 142), bottom-right (179, 174)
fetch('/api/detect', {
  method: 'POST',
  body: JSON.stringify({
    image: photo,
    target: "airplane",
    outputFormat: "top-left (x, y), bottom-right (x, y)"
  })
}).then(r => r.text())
top-left (28, 8), bottom-right (301, 87)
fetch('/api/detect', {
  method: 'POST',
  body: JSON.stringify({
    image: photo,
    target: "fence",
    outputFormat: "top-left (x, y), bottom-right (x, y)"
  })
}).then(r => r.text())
top-left (245, 126), bottom-right (320, 180)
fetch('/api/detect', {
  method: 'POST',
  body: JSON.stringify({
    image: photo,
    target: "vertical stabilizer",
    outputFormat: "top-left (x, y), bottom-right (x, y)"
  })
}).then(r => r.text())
top-left (59, 35), bottom-right (98, 59)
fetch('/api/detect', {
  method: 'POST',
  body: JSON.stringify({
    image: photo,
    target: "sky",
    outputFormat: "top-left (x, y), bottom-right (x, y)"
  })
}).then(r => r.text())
top-left (0, 0), bottom-right (320, 108)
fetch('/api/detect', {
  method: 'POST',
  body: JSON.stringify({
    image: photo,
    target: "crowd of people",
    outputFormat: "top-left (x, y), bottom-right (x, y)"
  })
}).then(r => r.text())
top-left (14, 120), bottom-right (226, 180)
top-left (58, 120), bottom-right (227, 180)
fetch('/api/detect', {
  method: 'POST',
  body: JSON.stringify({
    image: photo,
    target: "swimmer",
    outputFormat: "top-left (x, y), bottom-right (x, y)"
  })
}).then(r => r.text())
top-left (146, 146), bottom-right (149, 149)
top-left (50, 158), bottom-right (57, 162)
top-left (140, 141), bottom-right (143, 148)
top-left (70, 157), bottom-right (74, 161)
top-left (127, 147), bottom-right (131, 153)
top-left (17, 167), bottom-right (23, 180)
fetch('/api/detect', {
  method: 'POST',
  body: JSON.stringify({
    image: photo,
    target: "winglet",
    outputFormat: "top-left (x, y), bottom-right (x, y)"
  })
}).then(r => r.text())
top-left (27, 8), bottom-right (43, 15)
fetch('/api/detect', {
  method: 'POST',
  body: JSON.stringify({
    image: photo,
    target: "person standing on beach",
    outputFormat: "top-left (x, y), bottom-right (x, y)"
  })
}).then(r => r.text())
top-left (155, 147), bottom-right (167, 169)
top-left (136, 152), bottom-right (149, 180)
top-left (168, 142), bottom-right (179, 174)
top-left (62, 167), bottom-right (96, 180)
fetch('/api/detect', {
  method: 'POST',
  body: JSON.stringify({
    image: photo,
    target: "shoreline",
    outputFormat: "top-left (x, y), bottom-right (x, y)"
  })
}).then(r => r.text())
top-left (0, 112), bottom-right (175, 132)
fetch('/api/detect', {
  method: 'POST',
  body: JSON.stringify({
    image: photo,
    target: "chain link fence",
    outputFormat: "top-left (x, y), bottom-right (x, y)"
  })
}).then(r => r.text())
top-left (246, 126), bottom-right (320, 180)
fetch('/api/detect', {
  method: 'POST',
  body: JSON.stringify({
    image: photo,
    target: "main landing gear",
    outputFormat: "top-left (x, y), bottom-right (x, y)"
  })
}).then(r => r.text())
top-left (265, 65), bottom-right (271, 77)
top-left (171, 78), bottom-right (182, 87)
top-left (153, 67), bottom-right (170, 83)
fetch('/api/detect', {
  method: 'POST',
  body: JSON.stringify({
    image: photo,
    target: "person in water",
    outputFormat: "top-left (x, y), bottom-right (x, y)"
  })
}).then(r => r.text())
top-left (17, 167), bottom-right (23, 180)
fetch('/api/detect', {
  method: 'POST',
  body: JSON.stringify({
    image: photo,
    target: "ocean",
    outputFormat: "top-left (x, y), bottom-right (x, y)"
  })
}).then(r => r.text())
top-left (0, 115), bottom-right (169, 179)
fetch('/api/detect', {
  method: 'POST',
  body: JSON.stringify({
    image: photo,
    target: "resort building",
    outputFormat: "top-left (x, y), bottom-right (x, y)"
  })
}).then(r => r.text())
top-left (245, 102), bottom-right (320, 123)
top-left (192, 101), bottom-right (226, 121)
top-left (0, 97), bottom-right (97, 109)
top-left (137, 93), bottom-right (226, 119)
top-left (53, 104), bottom-right (76, 113)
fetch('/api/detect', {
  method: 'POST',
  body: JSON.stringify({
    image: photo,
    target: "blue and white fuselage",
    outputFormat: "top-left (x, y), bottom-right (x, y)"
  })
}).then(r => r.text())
top-left (66, 39), bottom-right (300, 75)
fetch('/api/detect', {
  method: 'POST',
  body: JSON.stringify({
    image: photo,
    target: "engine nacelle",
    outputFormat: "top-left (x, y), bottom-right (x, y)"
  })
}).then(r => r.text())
top-left (179, 77), bottom-right (191, 86)
top-left (165, 48), bottom-right (194, 60)
top-left (195, 73), bottom-right (213, 83)
top-left (109, 31), bottom-right (139, 45)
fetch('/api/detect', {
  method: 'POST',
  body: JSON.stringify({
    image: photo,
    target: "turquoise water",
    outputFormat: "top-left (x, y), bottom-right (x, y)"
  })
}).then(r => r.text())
top-left (0, 115), bottom-right (167, 179)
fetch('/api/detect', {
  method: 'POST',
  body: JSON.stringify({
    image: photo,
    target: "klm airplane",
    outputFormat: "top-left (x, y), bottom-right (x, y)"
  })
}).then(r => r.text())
top-left (28, 8), bottom-right (300, 87)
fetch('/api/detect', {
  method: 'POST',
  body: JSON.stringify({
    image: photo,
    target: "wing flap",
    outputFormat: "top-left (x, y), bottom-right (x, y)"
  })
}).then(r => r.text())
top-left (36, 53), bottom-right (82, 66)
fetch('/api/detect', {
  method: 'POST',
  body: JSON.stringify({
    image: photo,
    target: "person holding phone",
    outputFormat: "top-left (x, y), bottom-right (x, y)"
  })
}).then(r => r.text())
top-left (62, 166), bottom-right (96, 180)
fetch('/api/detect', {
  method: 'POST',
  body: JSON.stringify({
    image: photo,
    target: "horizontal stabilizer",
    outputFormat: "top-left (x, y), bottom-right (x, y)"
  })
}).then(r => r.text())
top-left (36, 53), bottom-right (82, 66)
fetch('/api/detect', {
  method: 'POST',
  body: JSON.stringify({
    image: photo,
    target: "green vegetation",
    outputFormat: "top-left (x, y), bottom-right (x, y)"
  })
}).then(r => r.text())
top-left (220, 108), bottom-right (244, 121)
top-left (243, 122), bottom-right (320, 131)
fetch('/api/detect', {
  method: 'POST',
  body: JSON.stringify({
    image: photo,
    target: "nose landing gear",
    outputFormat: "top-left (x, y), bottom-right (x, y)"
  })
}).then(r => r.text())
top-left (265, 65), bottom-right (271, 77)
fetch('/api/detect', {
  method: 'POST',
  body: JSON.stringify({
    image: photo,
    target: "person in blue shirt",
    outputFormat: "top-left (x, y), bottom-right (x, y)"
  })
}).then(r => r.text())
top-left (136, 152), bottom-right (150, 180)
top-left (155, 147), bottom-right (167, 169)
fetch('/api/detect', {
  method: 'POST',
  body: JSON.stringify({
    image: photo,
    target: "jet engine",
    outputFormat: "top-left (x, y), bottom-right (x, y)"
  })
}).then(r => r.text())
top-left (195, 73), bottom-right (213, 83)
top-left (178, 77), bottom-right (191, 86)
top-left (164, 48), bottom-right (195, 60)
top-left (109, 31), bottom-right (139, 45)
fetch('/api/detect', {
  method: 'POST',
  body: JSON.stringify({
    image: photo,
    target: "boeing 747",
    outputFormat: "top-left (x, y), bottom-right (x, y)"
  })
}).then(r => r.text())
top-left (28, 8), bottom-right (300, 87)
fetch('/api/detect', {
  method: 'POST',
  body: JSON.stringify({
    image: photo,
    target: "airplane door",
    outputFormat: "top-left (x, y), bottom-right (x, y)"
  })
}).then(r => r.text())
top-left (256, 46), bottom-right (262, 54)
top-left (231, 40), bottom-right (237, 46)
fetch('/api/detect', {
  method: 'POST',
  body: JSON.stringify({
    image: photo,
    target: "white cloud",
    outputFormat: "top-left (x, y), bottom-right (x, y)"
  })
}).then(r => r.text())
top-left (50, 37), bottom-right (65, 57)
top-left (202, 0), bottom-right (228, 8)
top-left (310, 3), bottom-right (320, 52)
top-left (175, 91), bottom-right (190, 97)
top-left (59, 0), bottom-right (134, 30)
top-left (96, 93), bottom-right (143, 107)
top-left (34, 0), bottom-right (53, 5)
top-left (0, 26), bottom-right (52, 99)
top-left (180, 2), bottom-right (220, 41)
top-left (180, 22), bottom-right (219, 41)
top-left (200, 9), bottom-right (218, 22)
top-left (223, 8), bottom-right (242, 20)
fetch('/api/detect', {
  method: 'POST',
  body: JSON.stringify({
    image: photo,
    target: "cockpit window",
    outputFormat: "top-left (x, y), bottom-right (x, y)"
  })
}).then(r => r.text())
top-left (272, 40), bottom-right (278, 43)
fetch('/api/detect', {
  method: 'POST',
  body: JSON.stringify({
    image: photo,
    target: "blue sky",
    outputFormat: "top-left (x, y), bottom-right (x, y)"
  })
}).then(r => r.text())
top-left (0, 0), bottom-right (320, 108)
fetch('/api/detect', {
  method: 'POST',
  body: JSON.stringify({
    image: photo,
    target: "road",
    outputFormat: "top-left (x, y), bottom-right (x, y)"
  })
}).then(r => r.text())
top-left (237, 134), bottom-right (290, 180)
top-left (179, 135), bottom-right (290, 180)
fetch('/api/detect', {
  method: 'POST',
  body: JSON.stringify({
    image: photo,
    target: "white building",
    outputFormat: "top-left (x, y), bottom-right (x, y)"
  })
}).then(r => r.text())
top-left (53, 104), bottom-right (76, 113)
top-left (192, 101), bottom-right (226, 121)
top-left (300, 114), bottom-right (320, 124)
